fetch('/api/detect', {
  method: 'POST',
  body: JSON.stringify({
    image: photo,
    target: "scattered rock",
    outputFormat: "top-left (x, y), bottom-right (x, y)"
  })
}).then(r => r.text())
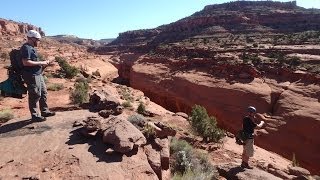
top-left (98, 109), bottom-right (113, 118)
top-left (80, 128), bottom-right (99, 138)
top-left (83, 116), bottom-right (103, 131)
top-left (225, 131), bottom-right (235, 138)
top-left (105, 148), bottom-right (114, 155)
top-left (288, 166), bottom-right (311, 176)
top-left (268, 168), bottom-right (293, 179)
top-left (43, 167), bottom-right (50, 172)
top-left (153, 122), bottom-right (176, 138)
top-left (175, 112), bottom-right (188, 119)
top-left (22, 176), bottom-right (40, 180)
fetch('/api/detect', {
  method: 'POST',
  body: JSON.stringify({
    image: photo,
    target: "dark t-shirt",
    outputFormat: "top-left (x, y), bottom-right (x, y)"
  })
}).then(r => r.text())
top-left (20, 43), bottom-right (42, 75)
top-left (243, 116), bottom-right (257, 139)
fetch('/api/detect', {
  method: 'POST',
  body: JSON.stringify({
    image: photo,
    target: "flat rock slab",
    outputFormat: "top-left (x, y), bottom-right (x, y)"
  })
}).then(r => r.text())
top-left (0, 110), bottom-right (158, 180)
top-left (217, 163), bottom-right (282, 180)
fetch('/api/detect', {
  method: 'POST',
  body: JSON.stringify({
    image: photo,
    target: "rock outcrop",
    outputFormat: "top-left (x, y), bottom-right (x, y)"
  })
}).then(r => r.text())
top-left (0, 18), bottom-right (44, 36)
top-left (217, 163), bottom-right (283, 180)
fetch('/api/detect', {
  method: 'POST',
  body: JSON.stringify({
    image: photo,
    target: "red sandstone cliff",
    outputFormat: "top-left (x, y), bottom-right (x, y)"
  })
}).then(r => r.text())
top-left (111, 54), bottom-right (320, 174)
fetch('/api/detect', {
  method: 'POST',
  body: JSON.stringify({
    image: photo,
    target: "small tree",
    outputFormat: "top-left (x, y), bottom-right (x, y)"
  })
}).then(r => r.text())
top-left (189, 105), bottom-right (225, 142)
top-left (55, 56), bottom-right (79, 79)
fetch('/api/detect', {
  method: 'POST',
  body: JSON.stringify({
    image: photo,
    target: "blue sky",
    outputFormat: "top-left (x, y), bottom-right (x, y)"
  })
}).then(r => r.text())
top-left (0, 0), bottom-right (319, 40)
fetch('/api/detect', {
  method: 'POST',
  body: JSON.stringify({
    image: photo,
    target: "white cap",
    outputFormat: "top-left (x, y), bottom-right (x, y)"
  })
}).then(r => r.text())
top-left (26, 30), bottom-right (41, 39)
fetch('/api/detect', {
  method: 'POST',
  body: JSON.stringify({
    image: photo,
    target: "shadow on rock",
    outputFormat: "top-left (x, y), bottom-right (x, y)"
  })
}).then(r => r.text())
top-left (0, 119), bottom-right (35, 137)
top-left (66, 128), bottom-right (123, 163)
top-left (217, 165), bottom-right (245, 179)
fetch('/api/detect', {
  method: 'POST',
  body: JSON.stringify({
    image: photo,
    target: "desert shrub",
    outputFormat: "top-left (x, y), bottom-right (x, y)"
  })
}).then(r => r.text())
top-left (70, 81), bottom-right (89, 104)
top-left (119, 87), bottom-right (134, 102)
top-left (122, 101), bottom-right (132, 108)
top-left (170, 138), bottom-right (193, 155)
top-left (189, 105), bottom-right (225, 142)
top-left (127, 114), bottom-right (145, 128)
top-left (47, 83), bottom-right (64, 91)
top-left (137, 102), bottom-right (146, 115)
top-left (55, 56), bottom-right (79, 79)
top-left (142, 123), bottom-right (156, 139)
top-left (173, 168), bottom-right (216, 180)
top-left (0, 109), bottom-right (14, 123)
top-left (170, 138), bottom-right (217, 179)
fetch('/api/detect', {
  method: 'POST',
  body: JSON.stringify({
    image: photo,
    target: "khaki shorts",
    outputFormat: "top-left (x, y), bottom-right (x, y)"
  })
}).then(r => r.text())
top-left (243, 138), bottom-right (254, 157)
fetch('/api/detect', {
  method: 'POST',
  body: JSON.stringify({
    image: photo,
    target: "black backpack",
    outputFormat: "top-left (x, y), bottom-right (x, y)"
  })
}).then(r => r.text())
top-left (235, 130), bottom-right (249, 145)
top-left (9, 49), bottom-right (23, 74)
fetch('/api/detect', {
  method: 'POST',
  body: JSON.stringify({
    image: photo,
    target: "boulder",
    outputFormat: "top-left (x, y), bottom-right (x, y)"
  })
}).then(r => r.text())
top-left (89, 90), bottom-right (120, 112)
top-left (102, 117), bottom-right (146, 153)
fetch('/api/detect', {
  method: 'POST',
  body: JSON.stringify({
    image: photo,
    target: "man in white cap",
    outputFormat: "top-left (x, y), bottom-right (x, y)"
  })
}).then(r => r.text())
top-left (20, 30), bottom-right (55, 121)
top-left (241, 106), bottom-right (264, 169)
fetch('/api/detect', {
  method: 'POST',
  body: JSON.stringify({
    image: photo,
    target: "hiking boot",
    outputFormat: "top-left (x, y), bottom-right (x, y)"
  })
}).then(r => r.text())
top-left (32, 116), bottom-right (46, 122)
top-left (41, 111), bottom-right (56, 117)
top-left (241, 162), bottom-right (253, 169)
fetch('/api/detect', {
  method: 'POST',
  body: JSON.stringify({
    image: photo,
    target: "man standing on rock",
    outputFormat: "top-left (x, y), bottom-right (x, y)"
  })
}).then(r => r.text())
top-left (21, 30), bottom-right (55, 121)
top-left (241, 106), bottom-right (264, 169)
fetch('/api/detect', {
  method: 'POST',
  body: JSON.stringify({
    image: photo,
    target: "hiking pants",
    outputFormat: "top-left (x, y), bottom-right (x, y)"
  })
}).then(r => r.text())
top-left (23, 74), bottom-right (49, 117)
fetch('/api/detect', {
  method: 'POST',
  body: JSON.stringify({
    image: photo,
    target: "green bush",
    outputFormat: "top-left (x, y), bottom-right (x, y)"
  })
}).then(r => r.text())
top-left (170, 138), bottom-right (217, 179)
top-left (70, 81), bottom-right (89, 104)
top-left (0, 109), bottom-right (14, 123)
top-left (189, 105), bottom-right (225, 142)
top-left (47, 83), bottom-right (64, 91)
top-left (137, 102), bottom-right (146, 115)
top-left (55, 56), bottom-right (79, 79)
top-left (170, 138), bottom-right (193, 155)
